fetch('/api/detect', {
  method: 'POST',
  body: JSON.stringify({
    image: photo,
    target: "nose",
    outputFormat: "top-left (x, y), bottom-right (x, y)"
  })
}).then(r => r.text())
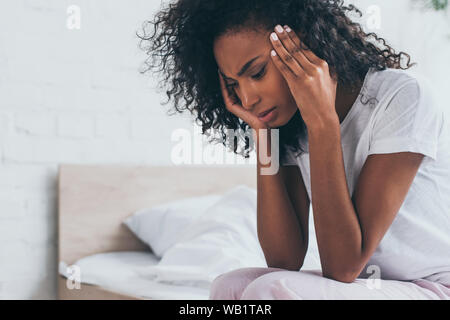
top-left (236, 83), bottom-right (261, 111)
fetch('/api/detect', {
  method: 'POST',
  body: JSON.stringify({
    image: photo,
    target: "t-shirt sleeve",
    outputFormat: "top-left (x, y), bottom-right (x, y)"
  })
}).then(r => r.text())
top-left (368, 77), bottom-right (443, 161)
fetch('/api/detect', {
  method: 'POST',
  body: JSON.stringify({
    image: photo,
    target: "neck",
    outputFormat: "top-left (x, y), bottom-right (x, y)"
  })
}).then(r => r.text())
top-left (335, 80), bottom-right (362, 124)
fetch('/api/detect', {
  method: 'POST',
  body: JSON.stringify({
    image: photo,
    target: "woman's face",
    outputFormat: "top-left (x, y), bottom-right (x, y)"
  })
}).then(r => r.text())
top-left (213, 27), bottom-right (298, 128)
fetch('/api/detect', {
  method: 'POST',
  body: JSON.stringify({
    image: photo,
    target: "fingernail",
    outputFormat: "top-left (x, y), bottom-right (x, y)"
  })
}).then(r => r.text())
top-left (271, 50), bottom-right (277, 56)
top-left (271, 32), bottom-right (278, 41)
top-left (275, 25), bottom-right (284, 33)
top-left (284, 25), bottom-right (292, 32)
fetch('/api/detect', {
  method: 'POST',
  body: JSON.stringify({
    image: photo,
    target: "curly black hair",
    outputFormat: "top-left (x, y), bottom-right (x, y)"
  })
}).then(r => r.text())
top-left (137, 0), bottom-right (416, 163)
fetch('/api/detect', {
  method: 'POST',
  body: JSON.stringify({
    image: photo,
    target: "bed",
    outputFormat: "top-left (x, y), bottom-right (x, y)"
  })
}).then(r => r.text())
top-left (57, 164), bottom-right (258, 300)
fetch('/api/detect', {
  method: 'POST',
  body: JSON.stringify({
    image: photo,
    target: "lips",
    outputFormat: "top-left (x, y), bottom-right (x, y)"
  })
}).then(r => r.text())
top-left (258, 107), bottom-right (276, 118)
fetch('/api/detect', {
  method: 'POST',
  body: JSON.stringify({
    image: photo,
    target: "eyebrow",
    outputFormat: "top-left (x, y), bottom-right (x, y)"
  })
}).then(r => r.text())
top-left (221, 55), bottom-right (262, 80)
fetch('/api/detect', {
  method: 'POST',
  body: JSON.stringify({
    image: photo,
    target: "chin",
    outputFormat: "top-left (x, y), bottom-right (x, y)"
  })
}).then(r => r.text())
top-left (268, 120), bottom-right (284, 129)
top-left (270, 112), bottom-right (290, 128)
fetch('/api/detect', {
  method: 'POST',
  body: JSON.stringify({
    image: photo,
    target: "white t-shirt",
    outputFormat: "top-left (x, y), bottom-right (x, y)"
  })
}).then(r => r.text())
top-left (281, 67), bottom-right (450, 286)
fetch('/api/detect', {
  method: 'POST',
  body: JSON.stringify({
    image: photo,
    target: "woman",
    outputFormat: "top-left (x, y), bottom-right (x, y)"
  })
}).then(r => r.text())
top-left (139, 0), bottom-right (450, 299)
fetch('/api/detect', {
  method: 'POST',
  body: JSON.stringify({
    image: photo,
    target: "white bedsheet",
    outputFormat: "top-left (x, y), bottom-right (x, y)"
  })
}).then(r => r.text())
top-left (58, 185), bottom-right (322, 300)
top-left (59, 251), bottom-right (211, 300)
top-left (58, 249), bottom-right (322, 300)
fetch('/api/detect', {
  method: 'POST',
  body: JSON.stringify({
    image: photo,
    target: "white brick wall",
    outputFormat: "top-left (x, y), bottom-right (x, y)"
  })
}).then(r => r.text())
top-left (0, 0), bottom-right (192, 299)
top-left (0, 0), bottom-right (449, 299)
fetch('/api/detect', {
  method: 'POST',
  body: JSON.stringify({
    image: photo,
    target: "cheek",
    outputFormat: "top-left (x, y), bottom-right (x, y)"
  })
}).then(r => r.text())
top-left (268, 64), bottom-right (291, 93)
top-left (268, 67), bottom-right (298, 119)
top-left (270, 72), bottom-right (295, 104)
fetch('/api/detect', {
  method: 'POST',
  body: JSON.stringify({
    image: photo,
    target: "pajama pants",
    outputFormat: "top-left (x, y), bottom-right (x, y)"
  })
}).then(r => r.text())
top-left (209, 267), bottom-right (450, 300)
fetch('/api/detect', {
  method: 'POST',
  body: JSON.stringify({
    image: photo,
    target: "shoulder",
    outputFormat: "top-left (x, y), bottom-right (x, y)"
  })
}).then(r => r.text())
top-left (369, 67), bottom-right (420, 97)
top-left (368, 67), bottom-right (443, 116)
top-left (366, 68), bottom-right (445, 161)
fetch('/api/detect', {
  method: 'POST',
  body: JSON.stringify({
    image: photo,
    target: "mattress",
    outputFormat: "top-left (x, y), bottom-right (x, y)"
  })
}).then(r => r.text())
top-left (59, 251), bottom-right (212, 300)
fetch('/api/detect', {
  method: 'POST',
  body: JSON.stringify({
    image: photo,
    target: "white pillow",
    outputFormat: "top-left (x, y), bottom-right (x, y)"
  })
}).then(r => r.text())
top-left (123, 193), bottom-right (222, 257)
top-left (134, 185), bottom-right (268, 287)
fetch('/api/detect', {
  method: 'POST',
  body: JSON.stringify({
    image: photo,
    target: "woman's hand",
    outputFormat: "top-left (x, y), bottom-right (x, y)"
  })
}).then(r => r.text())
top-left (269, 25), bottom-right (339, 129)
top-left (218, 70), bottom-right (269, 134)
top-left (218, 70), bottom-right (273, 165)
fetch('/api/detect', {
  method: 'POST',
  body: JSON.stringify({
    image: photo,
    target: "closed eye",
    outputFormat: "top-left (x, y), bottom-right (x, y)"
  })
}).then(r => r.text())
top-left (225, 65), bottom-right (267, 89)
top-left (251, 65), bottom-right (266, 80)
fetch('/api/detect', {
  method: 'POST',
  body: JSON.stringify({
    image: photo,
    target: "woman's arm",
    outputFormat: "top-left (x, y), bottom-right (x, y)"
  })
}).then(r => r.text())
top-left (307, 120), bottom-right (424, 283)
top-left (216, 70), bottom-right (310, 271)
top-left (268, 26), bottom-right (426, 282)
top-left (255, 130), bottom-right (310, 271)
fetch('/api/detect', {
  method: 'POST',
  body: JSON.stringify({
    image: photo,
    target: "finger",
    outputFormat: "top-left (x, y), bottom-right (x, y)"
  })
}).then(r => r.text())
top-left (217, 70), bottom-right (267, 129)
top-left (269, 49), bottom-right (297, 83)
top-left (218, 70), bottom-right (231, 107)
top-left (283, 25), bottom-right (322, 65)
top-left (274, 25), bottom-right (315, 75)
top-left (218, 70), bottom-right (240, 108)
top-left (269, 31), bottom-right (304, 78)
top-left (218, 69), bottom-right (231, 100)
top-left (217, 70), bottom-right (252, 121)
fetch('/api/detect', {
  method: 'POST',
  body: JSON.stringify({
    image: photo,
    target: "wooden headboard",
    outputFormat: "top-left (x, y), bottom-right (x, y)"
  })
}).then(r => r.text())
top-left (57, 164), bottom-right (256, 266)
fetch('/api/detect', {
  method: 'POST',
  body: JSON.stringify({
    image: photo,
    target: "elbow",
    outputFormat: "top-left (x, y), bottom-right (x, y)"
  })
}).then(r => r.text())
top-left (322, 268), bottom-right (359, 283)
top-left (267, 257), bottom-right (305, 272)
top-left (321, 257), bottom-right (365, 283)
top-left (267, 262), bottom-right (303, 272)
top-left (329, 273), bottom-right (357, 284)
top-left (264, 245), bottom-right (307, 272)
